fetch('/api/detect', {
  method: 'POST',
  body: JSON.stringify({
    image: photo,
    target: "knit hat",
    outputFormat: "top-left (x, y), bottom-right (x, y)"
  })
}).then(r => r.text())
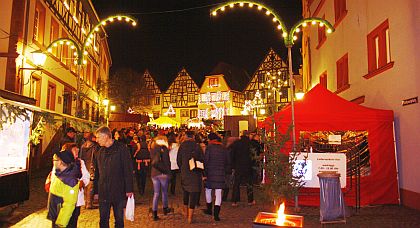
top-left (208, 132), bottom-right (221, 141)
top-left (55, 149), bottom-right (75, 165)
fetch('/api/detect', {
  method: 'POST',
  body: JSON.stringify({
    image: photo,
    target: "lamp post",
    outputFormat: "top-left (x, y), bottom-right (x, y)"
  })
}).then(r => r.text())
top-left (102, 98), bottom-right (110, 126)
top-left (210, 1), bottom-right (334, 151)
top-left (45, 15), bottom-right (137, 118)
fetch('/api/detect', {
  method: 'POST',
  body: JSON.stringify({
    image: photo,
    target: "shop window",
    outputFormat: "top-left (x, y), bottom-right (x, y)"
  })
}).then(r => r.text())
top-left (336, 53), bottom-right (349, 93)
top-left (181, 109), bottom-right (189, 117)
top-left (365, 19), bottom-right (393, 79)
top-left (190, 109), bottom-right (198, 118)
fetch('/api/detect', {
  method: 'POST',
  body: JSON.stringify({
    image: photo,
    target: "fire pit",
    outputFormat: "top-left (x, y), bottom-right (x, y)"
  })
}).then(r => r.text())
top-left (253, 203), bottom-right (303, 227)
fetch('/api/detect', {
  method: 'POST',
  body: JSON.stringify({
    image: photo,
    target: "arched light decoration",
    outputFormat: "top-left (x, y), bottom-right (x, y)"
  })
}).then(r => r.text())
top-left (210, 2), bottom-right (334, 47)
top-left (46, 15), bottom-right (137, 66)
top-left (210, 1), bottom-right (287, 38)
top-left (287, 17), bottom-right (334, 46)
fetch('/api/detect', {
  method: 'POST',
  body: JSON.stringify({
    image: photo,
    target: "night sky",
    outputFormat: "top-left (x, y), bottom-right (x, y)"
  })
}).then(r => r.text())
top-left (92, 0), bottom-right (302, 90)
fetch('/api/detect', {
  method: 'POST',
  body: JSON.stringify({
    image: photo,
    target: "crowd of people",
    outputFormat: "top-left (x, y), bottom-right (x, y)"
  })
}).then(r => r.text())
top-left (46, 125), bottom-right (263, 227)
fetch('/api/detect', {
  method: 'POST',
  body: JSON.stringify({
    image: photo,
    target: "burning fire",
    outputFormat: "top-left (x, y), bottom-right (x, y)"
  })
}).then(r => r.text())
top-left (276, 202), bottom-right (286, 225)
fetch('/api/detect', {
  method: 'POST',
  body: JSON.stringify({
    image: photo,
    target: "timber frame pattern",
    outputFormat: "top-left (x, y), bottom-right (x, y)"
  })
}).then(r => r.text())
top-left (163, 68), bottom-right (199, 108)
top-left (142, 69), bottom-right (161, 106)
top-left (244, 48), bottom-right (289, 114)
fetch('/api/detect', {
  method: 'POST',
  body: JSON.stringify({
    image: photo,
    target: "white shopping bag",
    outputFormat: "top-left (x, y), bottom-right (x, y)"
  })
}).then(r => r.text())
top-left (125, 195), bottom-right (135, 221)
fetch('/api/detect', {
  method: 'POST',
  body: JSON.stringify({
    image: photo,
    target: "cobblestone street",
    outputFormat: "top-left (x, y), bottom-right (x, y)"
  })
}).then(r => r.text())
top-left (2, 170), bottom-right (420, 227)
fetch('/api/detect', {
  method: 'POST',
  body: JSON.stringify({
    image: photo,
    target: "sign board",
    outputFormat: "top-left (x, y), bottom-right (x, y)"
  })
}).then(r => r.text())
top-left (402, 96), bottom-right (418, 106)
top-left (328, 135), bottom-right (342, 144)
top-left (293, 153), bottom-right (347, 188)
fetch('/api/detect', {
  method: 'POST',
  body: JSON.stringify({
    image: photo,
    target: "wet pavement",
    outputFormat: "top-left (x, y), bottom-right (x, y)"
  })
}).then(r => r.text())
top-left (2, 169), bottom-right (420, 227)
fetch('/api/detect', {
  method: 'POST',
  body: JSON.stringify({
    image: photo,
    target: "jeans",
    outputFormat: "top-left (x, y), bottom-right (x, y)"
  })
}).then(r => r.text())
top-left (151, 174), bottom-right (169, 211)
top-left (99, 200), bottom-right (125, 228)
top-left (232, 171), bottom-right (254, 203)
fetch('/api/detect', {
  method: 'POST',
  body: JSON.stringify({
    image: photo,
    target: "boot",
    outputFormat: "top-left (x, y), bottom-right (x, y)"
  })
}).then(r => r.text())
top-left (202, 203), bottom-right (212, 215)
top-left (152, 210), bottom-right (159, 221)
top-left (187, 208), bottom-right (194, 224)
top-left (163, 207), bottom-right (171, 215)
top-left (183, 205), bottom-right (189, 218)
top-left (213, 205), bottom-right (221, 221)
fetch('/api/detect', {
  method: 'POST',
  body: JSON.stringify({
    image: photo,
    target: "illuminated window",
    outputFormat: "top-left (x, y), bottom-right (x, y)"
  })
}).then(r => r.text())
top-left (33, 1), bottom-right (45, 44)
top-left (181, 109), bottom-right (189, 117)
top-left (190, 109), bottom-right (198, 118)
top-left (366, 19), bottom-right (392, 77)
top-left (155, 96), bottom-right (160, 105)
top-left (188, 94), bottom-right (195, 102)
top-left (209, 78), bottom-right (219, 87)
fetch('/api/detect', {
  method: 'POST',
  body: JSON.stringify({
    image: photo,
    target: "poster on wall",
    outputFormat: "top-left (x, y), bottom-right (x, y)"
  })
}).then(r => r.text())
top-left (293, 152), bottom-right (347, 188)
top-left (0, 110), bottom-right (33, 175)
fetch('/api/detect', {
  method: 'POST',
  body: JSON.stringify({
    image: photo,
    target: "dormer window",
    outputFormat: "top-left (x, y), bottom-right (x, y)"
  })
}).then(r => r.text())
top-left (209, 78), bottom-right (219, 87)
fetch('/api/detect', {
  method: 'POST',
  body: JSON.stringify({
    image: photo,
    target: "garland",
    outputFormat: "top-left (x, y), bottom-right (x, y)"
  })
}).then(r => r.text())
top-left (0, 103), bottom-right (31, 130)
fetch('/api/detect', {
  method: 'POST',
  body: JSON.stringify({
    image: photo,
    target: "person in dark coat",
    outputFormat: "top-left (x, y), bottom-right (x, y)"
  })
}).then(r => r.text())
top-left (59, 127), bottom-right (76, 150)
top-left (93, 126), bottom-right (134, 228)
top-left (150, 136), bottom-right (171, 221)
top-left (133, 135), bottom-right (150, 196)
top-left (177, 131), bottom-right (204, 224)
top-left (203, 133), bottom-right (229, 221)
top-left (231, 130), bottom-right (255, 206)
top-left (79, 132), bottom-right (98, 209)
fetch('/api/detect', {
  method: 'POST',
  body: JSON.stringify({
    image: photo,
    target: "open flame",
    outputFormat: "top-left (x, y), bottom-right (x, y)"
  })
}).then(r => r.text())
top-left (276, 202), bottom-right (286, 225)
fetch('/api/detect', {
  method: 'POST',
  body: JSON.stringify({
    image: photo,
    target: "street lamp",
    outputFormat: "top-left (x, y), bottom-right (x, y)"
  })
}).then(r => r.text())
top-left (210, 1), bottom-right (334, 151)
top-left (18, 50), bottom-right (47, 95)
top-left (45, 15), bottom-right (137, 118)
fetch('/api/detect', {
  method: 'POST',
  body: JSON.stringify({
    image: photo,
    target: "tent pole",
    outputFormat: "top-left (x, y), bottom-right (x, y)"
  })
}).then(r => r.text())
top-left (392, 122), bottom-right (401, 205)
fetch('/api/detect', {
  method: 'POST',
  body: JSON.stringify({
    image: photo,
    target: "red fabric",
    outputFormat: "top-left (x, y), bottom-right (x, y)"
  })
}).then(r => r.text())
top-left (262, 84), bottom-right (399, 206)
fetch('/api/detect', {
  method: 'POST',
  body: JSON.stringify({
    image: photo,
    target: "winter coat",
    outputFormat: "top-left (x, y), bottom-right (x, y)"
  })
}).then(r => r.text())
top-left (177, 139), bottom-right (204, 193)
top-left (93, 141), bottom-right (133, 203)
top-left (231, 136), bottom-right (253, 175)
top-left (80, 142), bottom-right (99, 176)
top-left (204, 140), bottom-right (230, 189)
top-left (47, 163), bottom-right (81, 227)
top-left (150, 144), bottom-right (171, 177)
top-left (135, 141), bottom-right (151, 170)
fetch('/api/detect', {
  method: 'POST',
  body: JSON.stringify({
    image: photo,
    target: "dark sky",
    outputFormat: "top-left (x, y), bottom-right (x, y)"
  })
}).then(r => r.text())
top-left (92, 0), bottom-right (303, 90)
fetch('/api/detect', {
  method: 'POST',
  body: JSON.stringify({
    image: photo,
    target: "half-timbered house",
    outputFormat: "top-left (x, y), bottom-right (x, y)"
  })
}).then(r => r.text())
top-left (162, 68), bottom-right (198, 124)
top-left (198, 62), bottom-right (248, 121)
top-left (243, 48), bottom-right (289, 117)
top-left (136, 69), bottom-right (162, 119)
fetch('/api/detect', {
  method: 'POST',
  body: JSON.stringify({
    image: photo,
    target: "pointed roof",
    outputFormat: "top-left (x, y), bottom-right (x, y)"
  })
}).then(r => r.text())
top-left (142, 69), bottom-right (161, 94)
top-left (244, 48), bottom-right (288, 91)
top-left (165, 68), bottom-right (199, 94)
top-left (208, 62), bottom-right (250, 92)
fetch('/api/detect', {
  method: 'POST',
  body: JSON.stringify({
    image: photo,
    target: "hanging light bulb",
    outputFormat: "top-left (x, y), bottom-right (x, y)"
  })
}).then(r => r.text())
top-left (258, 5), bottom-right (262, 10)
top-left (296, 28), bottom-right (301, 33)
top-left (212, 11), bottom-right (217, 16)
top-left (71, 45), bottom-right (75, 49)
top-left (47, 48), bottom-right (52, 52)
top-left (101, 21), bottom-right (106, 25)
top-left (95, 27), bottom-right (99, 31)
top-left (327, 28), bottom-right (332, 33)
top-left (302, 22), bottom-right (307, 27)
top-left (282, 32), bottom-right (287, 37)
top-left (221, 6), bottom-right (225, 11)
top-left (229, 3), bottom-right (234, 8)
top-left (311, 20), bottom-right (316, 25)
top-left (248, 3), bottom-right (253, 7)
top-left (319, 22), bottom-right (324, 27)
top-left (53, 43), bottom-right (58, 47)
top-left (239, 2), bottom-right (244, 7)
top-left (59, 40), bottom-right (64, 44)
top-left (125, 17), bottom-right (130, 22)
top-left (272, 17), bottom-right (277, 22)
top-left (293, 35), bottom-right (298, 40)
top-left (66, 41), bottom-right (70, 45)
top-left (277, 24), bottom-right (282, 30)
top-left (118, 16), bottom-right (122, 21)
top-left (265, 10), bottom-right (270, 16)
top-left (132, 21), bottom-right (137, 26)
top-left (109, 17), bottom-right (114, 22)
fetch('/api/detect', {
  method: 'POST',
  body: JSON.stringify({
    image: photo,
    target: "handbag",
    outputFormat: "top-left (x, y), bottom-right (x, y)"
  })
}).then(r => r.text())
top-left (189, 145), bottom-right (204, 171)
top-left (125, 195), bottom-right (135, 221)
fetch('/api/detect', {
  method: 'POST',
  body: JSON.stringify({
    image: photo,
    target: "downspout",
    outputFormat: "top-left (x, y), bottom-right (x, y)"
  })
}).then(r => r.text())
top-left (392, 121), bottom-right (401, 205)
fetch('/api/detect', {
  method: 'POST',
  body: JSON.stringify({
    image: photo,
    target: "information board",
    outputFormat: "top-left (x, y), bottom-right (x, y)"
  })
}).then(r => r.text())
top-left (293, 153), bottom-right (347, 188)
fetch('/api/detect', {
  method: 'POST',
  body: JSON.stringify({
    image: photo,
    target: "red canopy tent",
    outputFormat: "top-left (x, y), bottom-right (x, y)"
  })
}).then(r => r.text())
top-left (261, 84), bottom-right (399, 206)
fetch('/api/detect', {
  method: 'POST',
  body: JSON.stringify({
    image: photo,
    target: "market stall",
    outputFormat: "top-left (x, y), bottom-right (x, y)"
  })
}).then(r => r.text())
top-left (261, 84), bottom-right (399, 206)
top-left (148, 116), bottom-right (180, 128)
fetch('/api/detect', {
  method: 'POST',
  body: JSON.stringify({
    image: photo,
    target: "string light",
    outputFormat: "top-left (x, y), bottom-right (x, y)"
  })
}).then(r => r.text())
top-left (239, 2), bottom-right (244, 7)
top-left (258, 5), bottom-right (262, 10)
top-left (311, 21), bottom-right (316, 25)
top-left (229, 3), bottom-right (234, 8)
top-left (221, 6), bottom-right (225, 11)
top-left (249, 3), bottom-right (254, 7)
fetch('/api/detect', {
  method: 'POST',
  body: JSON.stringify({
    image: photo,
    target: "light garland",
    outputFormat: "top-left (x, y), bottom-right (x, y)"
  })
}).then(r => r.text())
top-left (164, 104), bottom-right (176, 116)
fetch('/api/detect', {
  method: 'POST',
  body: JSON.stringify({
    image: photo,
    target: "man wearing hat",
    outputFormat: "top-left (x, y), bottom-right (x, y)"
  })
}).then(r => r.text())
top-left (47, 149), bottom-right (82, 227)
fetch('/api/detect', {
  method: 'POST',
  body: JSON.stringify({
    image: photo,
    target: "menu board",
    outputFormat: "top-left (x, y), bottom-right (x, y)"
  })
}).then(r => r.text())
top-left (0, 110), bottom-right (32, 175)
top-left (293, 152), bottom-right (347, 188)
